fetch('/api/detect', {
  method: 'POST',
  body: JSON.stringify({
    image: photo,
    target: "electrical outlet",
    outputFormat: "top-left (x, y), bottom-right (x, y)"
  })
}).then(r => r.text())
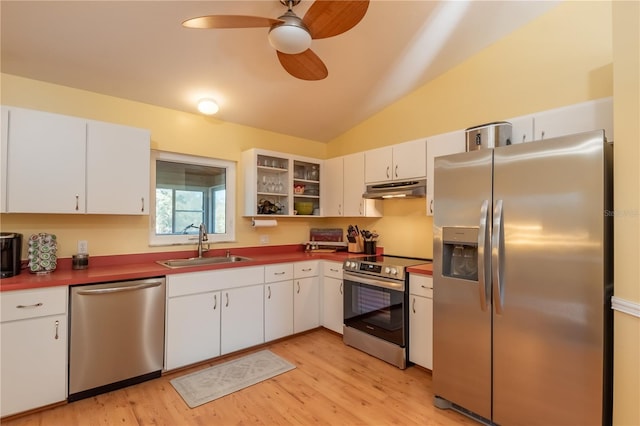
top-left (259, 235), bottom-right (269, 244)
top-left (78, 240), bottom-right (88, 254)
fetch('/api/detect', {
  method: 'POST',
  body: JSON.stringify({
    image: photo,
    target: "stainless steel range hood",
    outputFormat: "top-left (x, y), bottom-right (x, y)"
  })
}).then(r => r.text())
top-left (363, 179), bottom-right (426, 199)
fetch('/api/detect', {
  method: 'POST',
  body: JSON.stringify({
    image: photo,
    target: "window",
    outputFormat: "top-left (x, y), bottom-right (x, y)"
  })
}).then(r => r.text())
top-left (150, 151), bottom-right (236, 246)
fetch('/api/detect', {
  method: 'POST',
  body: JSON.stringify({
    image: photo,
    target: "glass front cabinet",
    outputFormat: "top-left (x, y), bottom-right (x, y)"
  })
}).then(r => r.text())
top-left (242, 149), bottom-right (322, 217)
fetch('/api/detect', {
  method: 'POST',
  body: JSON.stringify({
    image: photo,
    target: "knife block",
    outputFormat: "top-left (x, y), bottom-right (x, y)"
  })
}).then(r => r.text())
top-left (348, 236), bottom-right (364, 253)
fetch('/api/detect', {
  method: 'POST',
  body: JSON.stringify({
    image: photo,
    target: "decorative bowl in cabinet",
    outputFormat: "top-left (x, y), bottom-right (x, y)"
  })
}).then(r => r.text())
top-left (294, 202), bottom-right (314, 215)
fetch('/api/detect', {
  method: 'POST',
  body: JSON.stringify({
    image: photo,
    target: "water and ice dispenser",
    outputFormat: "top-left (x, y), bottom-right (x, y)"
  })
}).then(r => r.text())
top-left (441, 227), bottom-right (479, 281)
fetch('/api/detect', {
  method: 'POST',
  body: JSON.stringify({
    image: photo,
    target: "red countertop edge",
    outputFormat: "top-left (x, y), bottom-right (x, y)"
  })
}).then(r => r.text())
top-left (0, 244), bottom-right (382, 292)
top-left (407, 263), bottom-right (433, 276)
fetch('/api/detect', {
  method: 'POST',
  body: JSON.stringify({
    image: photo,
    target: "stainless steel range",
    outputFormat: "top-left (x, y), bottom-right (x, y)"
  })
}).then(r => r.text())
top-left (343, 255), bottom-right (428, 369)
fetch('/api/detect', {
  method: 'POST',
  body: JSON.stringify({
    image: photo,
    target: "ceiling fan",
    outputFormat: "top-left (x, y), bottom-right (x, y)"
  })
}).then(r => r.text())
top-left (182, 0), bottom-right (370, 81)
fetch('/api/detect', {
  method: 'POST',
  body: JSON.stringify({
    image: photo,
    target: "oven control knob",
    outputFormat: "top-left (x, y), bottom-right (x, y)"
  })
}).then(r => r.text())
top-left (389, 267), bottom-right (398, 276)
top-left (345, 262), bottom-right (352, 268)
top-left (384, 267), bottom-right (391, 274)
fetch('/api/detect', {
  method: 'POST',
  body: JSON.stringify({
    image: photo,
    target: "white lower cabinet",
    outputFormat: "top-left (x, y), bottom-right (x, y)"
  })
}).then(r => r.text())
top-left (221, 285), bottom-right (264, 355)
top-left (293, 261), bottom-right (320, 333)
top-left (0, 287), bottom-right (68, 417)
top-left (408, 274), bottom-right (433, 370)
top-left (165, 291), bottom-right (221, 371)
top-left (165, 266), bottom-right (264, 370)
top-left (264, 264), bottom-right (294, 342)
top-left (322, 261), bottom-right (344, 334)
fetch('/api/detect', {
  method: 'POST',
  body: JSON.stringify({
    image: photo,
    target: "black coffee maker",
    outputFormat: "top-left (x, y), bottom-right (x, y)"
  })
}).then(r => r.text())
top-left (1, 232), bottom-right (23, 278)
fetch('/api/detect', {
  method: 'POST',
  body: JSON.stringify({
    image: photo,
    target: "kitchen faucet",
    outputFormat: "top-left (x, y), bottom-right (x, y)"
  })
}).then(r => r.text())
top-left (197, 223), bottom-right (209, 258)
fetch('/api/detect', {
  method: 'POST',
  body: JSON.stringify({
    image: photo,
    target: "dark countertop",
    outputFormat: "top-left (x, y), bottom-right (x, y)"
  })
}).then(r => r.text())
top-left (0, 245), bottom-right (372, 292)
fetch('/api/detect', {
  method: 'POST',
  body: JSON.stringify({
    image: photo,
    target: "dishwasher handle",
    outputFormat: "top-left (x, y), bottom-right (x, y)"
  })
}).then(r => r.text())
top-left (76, 280), bottom-right (163, 295)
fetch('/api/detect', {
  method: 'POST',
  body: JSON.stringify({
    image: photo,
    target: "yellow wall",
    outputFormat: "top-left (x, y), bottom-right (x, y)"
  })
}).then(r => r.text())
top-left (0, 74), bottom-right (327, 256)
top-left (1, 1), bottom-right (637, 423)
top-left (612, 1), bottom-right (640, 424)
top-left (327, 0), bottom-right (613, 259)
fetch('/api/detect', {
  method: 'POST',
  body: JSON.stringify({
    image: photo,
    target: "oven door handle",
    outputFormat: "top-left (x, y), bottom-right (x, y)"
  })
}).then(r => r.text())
top-left (343, 272), bottom-right (405, 291)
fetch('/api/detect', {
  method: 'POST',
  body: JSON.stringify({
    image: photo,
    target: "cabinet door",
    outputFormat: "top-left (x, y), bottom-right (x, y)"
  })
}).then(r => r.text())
top-left (409, 295), bottom-right (433, 370)
top-left (533, 97), bottom-right (613, 141)
top-left (426, 131), bottom-right (465, 216)
top-left (1, 314), bottom-right (67, 417)
top-left (323, 156), bottom-right (343, 216)
top-left (508, 115), bottom-right (535, 145)
top-left (364, 146), bottom-right (393, 183)
top-left (6, 107), bottom-right (86, 213)
top-left (343, 152), bottom-right (382, 217)
top-left (293, 277), bottom-right (320, 333)
top-left (264, 280), bottom-right (294, 341)
top-left (322, 276), bottom-right (343, 334)
top-left (221, 285), bottom-right (264, 354)
top-left (393, 138), bottom-right (427, 181)
top-left (1, 107), bottom-right (8, 213)
top-left (86, 121), bottom-right (150, 214)
top-left (165, 291), bottom-right (221, 370)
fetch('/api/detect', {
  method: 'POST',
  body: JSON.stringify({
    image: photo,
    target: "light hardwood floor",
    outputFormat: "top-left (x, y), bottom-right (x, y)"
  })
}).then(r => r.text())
top-left (2, 329), bottom-right (474, 425)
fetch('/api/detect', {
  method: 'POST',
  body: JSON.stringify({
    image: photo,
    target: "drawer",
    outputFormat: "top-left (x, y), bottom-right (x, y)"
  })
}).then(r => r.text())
top-left (323, 261), bottom-right (343, 279)
top-left (409, 274), bottom-right (433, 298)
top-left (294, 260), bottom-right (319, 278)
top-left (1, 287), bottom-right (67, 322)
top-left (167, 266), bottom-right (264, 297)
top-left (265, 263), bottom-right (293, 283)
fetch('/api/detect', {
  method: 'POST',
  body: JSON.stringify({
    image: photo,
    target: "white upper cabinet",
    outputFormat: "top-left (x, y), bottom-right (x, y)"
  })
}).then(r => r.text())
top-left (343, 152), bottom-right (382, 217)
top-left (508, 114), bottom-right (535, 145)
top-left (323, 156), bottom-right (343, 217)
top-left (1, 106), bottom-right (9, 213)
top-left (365, 138), bottom-right (427, 184)
top-left (533, 97), bottom-right (613, 141)
top-left (242, 149), bottom-right (322, 217)
top-left (6, 107), bottom-right (87, 213)
top-left (3, 106), bottom-right (151, 215)
top-left (426, 130), bottom-right (465, 216)
top-left (323, 152), bottom-right (382, 218)
top-left (86, 120), bottom-right (150, 214)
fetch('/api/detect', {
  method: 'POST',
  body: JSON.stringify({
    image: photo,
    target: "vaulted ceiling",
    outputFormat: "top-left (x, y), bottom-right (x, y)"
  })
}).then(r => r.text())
top-left (1, 1), bottom-right (557, 142)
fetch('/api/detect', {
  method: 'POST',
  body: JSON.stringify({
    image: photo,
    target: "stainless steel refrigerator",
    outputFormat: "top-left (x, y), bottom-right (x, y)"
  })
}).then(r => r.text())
top-left (432, 129), bottom-right (613, 425)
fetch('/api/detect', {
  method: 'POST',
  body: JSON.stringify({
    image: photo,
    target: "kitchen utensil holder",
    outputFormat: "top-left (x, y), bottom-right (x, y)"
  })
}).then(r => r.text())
top-left (364, 241), bottom-right (377, 255)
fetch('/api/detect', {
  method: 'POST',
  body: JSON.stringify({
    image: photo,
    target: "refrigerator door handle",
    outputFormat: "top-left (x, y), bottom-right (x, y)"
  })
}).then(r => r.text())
top-left (478, 199), bottom-right (490, 311)
top-left (492, 199), bottom-right (505, 314)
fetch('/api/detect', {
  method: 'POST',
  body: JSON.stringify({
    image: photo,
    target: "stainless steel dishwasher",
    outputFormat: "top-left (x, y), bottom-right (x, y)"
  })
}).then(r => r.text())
top-left (68, 277), bottom-right (165, 402)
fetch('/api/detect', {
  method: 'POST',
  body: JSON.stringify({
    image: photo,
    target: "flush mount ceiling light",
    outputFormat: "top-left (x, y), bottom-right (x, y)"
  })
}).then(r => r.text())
top-left (267, 3), bottom-right (312, 55)
top-left (197, 98), bottom-right (219, 115)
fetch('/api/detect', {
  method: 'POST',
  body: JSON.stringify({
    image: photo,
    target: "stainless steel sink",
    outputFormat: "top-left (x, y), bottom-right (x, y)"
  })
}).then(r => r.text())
top-left (156, 255), bottom-right (252, 269)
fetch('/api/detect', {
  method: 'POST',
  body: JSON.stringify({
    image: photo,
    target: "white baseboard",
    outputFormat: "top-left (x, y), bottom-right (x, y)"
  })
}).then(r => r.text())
top-left (612, 296), bottom-right (640, 318)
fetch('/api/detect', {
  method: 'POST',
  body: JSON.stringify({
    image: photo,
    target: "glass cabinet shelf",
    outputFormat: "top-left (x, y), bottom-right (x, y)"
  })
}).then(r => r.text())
top-left (242, 149), bottom-right (322, 216)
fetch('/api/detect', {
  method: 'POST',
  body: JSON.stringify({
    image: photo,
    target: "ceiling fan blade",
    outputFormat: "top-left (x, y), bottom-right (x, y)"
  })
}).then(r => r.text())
top-left (182, 15), bottom-right (283, 29)
top-left (277, 50), bottom-right (328, 81)
top-left (303, 1), bottom-right (370, 39)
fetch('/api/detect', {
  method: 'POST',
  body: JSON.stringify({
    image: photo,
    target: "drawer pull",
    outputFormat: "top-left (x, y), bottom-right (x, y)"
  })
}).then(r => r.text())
top-left (274, 271), bottom-right (286, 275)
top-left (330, 268), bottom-right (339, 273)
top-left (16, 302), bottom-right (43, 309)
top-left (54, 320), bottom-right (59, 340)
top-left (301, 268), bottom-right (312, 272)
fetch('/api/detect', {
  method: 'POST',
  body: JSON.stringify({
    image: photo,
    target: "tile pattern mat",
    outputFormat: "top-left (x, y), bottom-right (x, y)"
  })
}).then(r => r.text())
top-left (170, 350), bottom-right (296, 408)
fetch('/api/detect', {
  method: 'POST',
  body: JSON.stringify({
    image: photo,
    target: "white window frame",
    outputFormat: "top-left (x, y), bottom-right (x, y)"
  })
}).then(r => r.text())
top-left (149, 150), bottom-right (236, 246)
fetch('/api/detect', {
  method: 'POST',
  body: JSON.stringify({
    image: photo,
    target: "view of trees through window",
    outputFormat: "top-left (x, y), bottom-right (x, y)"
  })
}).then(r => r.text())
top-left (154, 159), bottom-right (228, 236)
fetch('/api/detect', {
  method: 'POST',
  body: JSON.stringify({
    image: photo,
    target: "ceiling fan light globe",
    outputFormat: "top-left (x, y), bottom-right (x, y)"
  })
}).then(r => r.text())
top-left (268, 24), bottom-right (311, 54)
